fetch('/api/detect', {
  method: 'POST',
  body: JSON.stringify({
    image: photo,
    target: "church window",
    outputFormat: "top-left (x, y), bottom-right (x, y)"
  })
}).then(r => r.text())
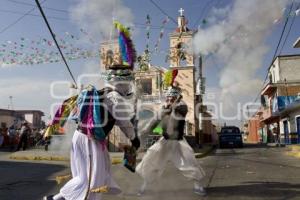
top-left (140, 79), bottom-right (152, 95)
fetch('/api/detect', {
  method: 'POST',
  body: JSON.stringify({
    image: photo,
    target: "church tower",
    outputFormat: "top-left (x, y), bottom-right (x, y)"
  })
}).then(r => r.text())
top-left (169, 8), bottom-right (198, 141)
top-left (99, 39), bottom-right (122, 71)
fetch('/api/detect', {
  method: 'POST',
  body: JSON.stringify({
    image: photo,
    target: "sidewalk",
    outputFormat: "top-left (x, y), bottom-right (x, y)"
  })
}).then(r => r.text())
top-left (286, 144), bottom-right (300, 158)
top-left (266, 143), bottom-right (300, 158)
top-left (8, 145), bottom-right (214, 163)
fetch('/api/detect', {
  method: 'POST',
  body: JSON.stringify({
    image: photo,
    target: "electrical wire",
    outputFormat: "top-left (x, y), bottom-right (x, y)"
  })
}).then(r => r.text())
top-left (148, 0), bottom-right (177, 25)
top-left (278, 4), bottom-right (299, 54)
top-left (249, 0), bottom-right (295, 113)
top-left (0, 0), bottom-right (47, 34)
top-left (192, 0), bottom-right (216, 28)
top-left (6, 0), bottom-right (68, 13)
top-left (0, 8), bottom-right (175, 31)
top-left (0, 8), bottom-right (68, 20)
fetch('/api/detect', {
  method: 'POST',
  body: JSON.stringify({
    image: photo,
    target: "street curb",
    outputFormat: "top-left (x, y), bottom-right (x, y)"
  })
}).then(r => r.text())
top-left (9, 146), bottom-right (214, 163)
top-left (9, 153), bottom-right (123, 165)
top-left (9, 155), bottom-right (69, 161)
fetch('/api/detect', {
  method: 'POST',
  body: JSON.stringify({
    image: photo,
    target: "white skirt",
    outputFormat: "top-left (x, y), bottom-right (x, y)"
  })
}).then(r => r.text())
top-left (60, 130), bottom-right (121, 200)
top-left (136, 138), bottom-right (205, 183)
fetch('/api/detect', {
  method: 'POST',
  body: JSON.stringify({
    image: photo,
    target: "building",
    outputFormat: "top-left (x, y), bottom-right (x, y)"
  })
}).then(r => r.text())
top-left (0, 109), bottom-right (44, 146)
top-left (100, 9), bottom-right (216, 151)
top-left (247, 110), bottom-right (263, 143)
top-left (0, 109), bottom-right (44, 130)
top-left (248, 55), bottom-right (300, 144)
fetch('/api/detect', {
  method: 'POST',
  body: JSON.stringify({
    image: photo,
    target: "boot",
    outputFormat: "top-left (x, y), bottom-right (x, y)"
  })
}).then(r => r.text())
top-left (194, 182), bottom-right (207, 196)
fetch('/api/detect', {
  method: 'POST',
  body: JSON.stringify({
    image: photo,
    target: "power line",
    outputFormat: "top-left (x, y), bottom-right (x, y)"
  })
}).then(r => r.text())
top-left (0, 0), bottom-right (47, 34)
top-left (193, 0), bottom-right (216, 28)
top-left (6, 0), bottom-right (68, 13)
top-left (250, 0), bottom-right (295, 112)
top-left (0, 8), bottom-right (175, 31)
top-left (0, 8), bottom-right (68, 20)
top-left (278, 4), bottom-right (299, 54)
top-left (35, 0), bottom-right (77, 88)
top-left (148, 0), bottom-right (177, 25)
top-left (268, 1), bottom-right (295, 69)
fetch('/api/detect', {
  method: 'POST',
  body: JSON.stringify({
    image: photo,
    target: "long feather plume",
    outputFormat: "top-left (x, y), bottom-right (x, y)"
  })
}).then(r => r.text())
top-left (114, 21), bottom-right (136, 68)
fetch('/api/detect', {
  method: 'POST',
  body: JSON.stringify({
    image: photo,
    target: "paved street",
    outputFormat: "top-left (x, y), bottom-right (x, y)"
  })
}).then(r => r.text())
top-left (0, 145), bottom-right (300, 200)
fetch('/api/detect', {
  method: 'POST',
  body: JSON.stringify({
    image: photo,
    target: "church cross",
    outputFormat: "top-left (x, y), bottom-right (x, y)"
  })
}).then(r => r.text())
top-left (178, 8), bottom-right (184, 16)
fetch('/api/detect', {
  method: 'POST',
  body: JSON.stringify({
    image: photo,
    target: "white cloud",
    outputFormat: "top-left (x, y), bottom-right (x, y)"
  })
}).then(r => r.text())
top-left (70, 0), bottom-right (134, 42)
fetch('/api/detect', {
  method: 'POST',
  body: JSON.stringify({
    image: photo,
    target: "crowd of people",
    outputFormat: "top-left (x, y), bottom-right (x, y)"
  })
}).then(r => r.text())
top-left (0, 122), bottom-right (45, 151)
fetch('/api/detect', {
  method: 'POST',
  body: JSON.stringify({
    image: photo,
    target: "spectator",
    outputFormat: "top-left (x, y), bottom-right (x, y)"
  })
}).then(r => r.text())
top-left (16, 121), bottom-right (31, 151)
top-left (8, 125), bottom-right (16, 151)
top-left (0, 128), bottom-right (4, 148)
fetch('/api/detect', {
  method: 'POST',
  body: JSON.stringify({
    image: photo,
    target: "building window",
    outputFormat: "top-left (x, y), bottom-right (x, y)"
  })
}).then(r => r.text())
top-left (140, 79), bottom-right (152, 95)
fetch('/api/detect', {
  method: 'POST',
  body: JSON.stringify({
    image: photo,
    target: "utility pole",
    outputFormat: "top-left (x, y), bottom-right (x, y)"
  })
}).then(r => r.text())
top-left (9, 96), bottom-right (13, 110)
top-left (195, 55), bottom-right (205, 146)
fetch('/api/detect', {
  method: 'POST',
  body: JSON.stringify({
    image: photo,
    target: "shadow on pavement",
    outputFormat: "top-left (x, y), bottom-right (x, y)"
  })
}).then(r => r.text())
top-left (207, 181), bottom-right (300, 199)
top-left (0, 160), bottom-right (66, 200)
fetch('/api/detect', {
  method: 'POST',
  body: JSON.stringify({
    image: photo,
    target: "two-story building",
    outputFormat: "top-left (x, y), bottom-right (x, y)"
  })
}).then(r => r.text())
top-left (248, 55), bottom-right (300, 144)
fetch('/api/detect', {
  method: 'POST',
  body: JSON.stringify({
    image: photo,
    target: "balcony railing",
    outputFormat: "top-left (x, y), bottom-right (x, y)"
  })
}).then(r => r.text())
top-left (261, 107), bottom-right (272, 120)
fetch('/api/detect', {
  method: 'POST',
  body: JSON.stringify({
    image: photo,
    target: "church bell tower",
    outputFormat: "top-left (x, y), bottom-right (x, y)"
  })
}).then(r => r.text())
top-left (168, 8), bottom-right (198, 141)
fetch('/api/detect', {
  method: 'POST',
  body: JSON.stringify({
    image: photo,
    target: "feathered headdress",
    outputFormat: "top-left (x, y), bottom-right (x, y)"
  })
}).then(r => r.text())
top-left (163, 69), bottom-right (178, 87)
top-left (163, 69), bottom-right (181, 97)
top-left (113, 21), bottom-right (136, 68)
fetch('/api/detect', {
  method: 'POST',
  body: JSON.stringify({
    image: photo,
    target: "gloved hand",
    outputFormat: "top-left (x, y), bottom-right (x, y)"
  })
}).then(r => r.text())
top-left (131, 136), bottom-right (140, 150)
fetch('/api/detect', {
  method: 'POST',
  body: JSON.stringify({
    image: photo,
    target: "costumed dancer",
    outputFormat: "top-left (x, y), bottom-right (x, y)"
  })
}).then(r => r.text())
top-left (136, 69), bottom-right (207, 196)
top-left (43, 21), bottom-right (140, 200)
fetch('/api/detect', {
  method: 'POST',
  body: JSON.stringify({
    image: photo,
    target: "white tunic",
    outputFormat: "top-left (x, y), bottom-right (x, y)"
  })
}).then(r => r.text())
top-left (58, 90), bottom-right (135, 200)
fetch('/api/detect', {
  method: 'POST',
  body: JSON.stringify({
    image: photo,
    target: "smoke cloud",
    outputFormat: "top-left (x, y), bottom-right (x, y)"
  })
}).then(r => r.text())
top-left (193, 0), bottom-right (289, 122)
top-left (69, 0), bottom-right (134, 41)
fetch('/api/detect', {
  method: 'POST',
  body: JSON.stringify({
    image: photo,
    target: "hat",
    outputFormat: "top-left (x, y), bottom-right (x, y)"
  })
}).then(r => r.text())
top-left (165, 85), bottom-right (182, 97)
top-left (103, 69), bottom-right (135, 82)
top-left (102, 21), bottom-right (136, 82)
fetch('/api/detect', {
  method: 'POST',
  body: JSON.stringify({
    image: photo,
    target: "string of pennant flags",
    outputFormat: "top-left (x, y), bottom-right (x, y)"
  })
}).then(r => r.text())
top-left (154, 16), bottom-right (170, 52)
top-left (0, 30), bottom-right (99, 66)
top-left (2, 6), bottom-right (297, 67)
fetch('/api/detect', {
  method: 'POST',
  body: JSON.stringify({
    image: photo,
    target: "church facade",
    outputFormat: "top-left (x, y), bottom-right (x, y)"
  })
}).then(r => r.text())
top-left (100, 10), bottom-right (215, 151)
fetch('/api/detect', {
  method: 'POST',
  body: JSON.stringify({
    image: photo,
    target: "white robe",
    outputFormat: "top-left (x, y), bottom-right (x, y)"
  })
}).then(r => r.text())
top-left (136, 137), bottom-right (205, 184)
top-left (57, 89), bottom-right (136, 200)
top-left (60, 130), bottom-right (120, 200)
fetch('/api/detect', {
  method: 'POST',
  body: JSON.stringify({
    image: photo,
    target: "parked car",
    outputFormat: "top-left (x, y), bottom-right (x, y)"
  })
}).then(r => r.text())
top-left (219, 126), bottom-right (243, 148)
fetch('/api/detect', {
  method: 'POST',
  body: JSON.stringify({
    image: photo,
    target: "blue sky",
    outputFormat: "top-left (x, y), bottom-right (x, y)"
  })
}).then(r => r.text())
top-left (0, 0), bottom-right (299, 124)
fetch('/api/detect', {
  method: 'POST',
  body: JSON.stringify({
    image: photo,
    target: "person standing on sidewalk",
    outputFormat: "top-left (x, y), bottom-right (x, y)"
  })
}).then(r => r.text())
top-left (8, 125), bottom-right (16, 151)
top-left (16, 121), bottom-right (31, 151)
top-left (136, 75), bottom-right (206, 196)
